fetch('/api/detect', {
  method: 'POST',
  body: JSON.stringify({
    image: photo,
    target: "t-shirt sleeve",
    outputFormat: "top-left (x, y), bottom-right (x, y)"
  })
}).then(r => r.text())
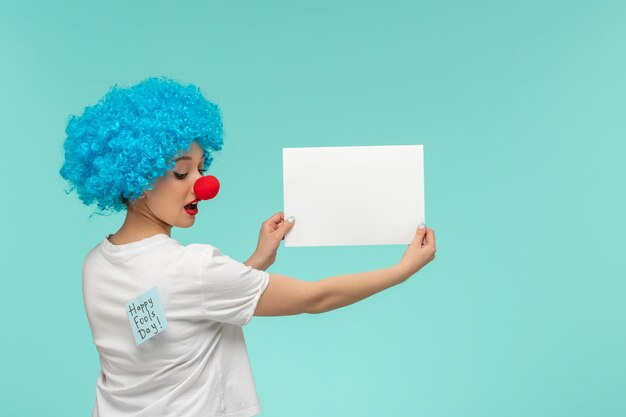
top-left (200, 245), bottom-right (270, 327)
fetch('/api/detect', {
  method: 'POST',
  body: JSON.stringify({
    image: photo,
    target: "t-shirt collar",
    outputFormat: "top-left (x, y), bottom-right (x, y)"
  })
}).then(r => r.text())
top-left (101, 233), bottom-right (172, 254)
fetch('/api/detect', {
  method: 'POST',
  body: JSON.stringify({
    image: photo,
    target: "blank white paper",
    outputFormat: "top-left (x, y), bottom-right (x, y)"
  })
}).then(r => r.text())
top-left (283, 145), bottom-right (425, 247)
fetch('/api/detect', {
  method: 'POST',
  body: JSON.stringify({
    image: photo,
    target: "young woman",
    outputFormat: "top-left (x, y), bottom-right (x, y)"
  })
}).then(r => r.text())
top-left (60, 77), bottom-right (436, 417)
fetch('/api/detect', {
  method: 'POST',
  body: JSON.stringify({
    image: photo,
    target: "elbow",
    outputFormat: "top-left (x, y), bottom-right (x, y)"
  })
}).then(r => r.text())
top-left (304, 281), bottom-right (328, 314)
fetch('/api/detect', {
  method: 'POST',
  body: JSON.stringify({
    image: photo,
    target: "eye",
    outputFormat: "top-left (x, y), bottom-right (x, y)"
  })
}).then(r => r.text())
top-left (174, 169), bottom-right (206, 180)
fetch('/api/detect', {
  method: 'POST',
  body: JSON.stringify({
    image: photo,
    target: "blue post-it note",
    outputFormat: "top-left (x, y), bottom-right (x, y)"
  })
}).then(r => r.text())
top-left (126, 287), bottom-right (168, 345)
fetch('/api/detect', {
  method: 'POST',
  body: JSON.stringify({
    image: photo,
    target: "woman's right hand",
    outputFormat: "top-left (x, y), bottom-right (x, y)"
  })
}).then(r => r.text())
top-left (397, 224), bottom-right (436, 278)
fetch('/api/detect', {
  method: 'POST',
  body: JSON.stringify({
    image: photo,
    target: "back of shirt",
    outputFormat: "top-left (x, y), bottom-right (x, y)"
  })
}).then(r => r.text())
top-left (82, 233), bottom-right (269, 417)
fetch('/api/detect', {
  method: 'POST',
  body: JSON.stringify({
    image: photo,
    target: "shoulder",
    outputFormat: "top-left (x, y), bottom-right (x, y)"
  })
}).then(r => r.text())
top-left (172, 242), bottom-right (225, 268)
top-left (82, 241), bottom-right (105, 270)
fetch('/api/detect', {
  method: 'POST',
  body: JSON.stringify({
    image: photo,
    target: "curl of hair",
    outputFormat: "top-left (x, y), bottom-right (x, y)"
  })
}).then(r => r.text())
top-left (59, 77), bottom-right (223, 216)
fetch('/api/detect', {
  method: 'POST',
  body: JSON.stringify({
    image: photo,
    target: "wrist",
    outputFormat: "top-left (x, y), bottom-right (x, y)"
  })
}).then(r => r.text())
top-left (244, 253), bottom-right (274, 271)
top-left (391, 263), bottom-right (412, 283)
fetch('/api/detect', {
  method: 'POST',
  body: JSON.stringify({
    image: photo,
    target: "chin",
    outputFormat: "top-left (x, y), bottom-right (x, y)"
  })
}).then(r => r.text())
top-left (177, 217), bottom-right (196, 228)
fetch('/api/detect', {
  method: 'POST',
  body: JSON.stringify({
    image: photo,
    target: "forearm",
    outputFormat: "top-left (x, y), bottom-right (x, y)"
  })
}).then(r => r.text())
top-left (243, 254), bottom-right (273, 271)
top-left (312, 264), bottom-right (413, 314)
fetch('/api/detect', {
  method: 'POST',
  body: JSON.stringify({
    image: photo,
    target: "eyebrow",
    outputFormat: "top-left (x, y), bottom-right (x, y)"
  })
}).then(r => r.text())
top-left (175, 155), bottom-right (205, 162)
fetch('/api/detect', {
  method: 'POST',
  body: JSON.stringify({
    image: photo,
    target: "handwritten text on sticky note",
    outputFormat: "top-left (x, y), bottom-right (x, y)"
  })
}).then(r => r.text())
top-left (126, 287), bottom-right (168, 345)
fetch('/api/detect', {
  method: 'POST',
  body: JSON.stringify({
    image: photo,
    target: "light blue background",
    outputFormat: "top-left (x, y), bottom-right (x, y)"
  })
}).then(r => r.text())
top-left (1, 1), bottom-right (625, 416)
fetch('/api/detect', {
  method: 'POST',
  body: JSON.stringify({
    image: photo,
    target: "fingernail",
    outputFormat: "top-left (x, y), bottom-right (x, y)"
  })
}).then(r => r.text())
top-left (287, 216), bottom-right (295, 223)
top-left (418, 223), bottom-right (425, 230)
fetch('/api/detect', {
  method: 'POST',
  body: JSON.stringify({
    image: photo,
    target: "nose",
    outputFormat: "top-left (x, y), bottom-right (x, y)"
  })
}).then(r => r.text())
top-left (193, 175), bottom-right (220, 200)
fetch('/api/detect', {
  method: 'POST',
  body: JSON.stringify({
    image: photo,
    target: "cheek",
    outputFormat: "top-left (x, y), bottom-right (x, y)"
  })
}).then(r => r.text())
top-left (148, 182), bottom-right (186, 212)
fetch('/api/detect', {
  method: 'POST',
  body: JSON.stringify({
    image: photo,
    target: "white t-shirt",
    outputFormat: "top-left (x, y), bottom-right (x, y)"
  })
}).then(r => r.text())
top-left (82, 233), bottom-right (270, 417)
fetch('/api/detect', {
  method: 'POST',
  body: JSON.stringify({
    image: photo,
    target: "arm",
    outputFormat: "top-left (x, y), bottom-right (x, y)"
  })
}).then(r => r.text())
top-left (245, 212), bottom-right (294, 271)
top-left (312, 265), bottom-right (413, 313)
top-left (254, 265), bottom-right (412, 316)
top-left (243, 254), bottom-right (273, 271)
top-left (254, 225), bottom-right (436, 316)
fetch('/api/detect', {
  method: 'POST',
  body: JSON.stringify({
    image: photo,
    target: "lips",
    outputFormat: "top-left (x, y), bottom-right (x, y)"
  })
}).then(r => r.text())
top-left (184, 199), bottom-right (199, 216)
top-left (185, 198), bottom-right (200, 205)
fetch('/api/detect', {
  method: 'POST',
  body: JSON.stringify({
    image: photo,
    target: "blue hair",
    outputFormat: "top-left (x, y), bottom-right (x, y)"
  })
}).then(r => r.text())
top-left (59, 77), bottom-right (223, 216)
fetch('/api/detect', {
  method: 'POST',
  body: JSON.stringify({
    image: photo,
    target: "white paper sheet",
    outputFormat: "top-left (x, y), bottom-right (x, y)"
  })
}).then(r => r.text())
top-left (283, 145), bottom-right (425, 247)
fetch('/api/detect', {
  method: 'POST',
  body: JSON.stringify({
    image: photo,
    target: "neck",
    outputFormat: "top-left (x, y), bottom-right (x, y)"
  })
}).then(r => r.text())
top-left (111, 202), bottom-right (172, 243)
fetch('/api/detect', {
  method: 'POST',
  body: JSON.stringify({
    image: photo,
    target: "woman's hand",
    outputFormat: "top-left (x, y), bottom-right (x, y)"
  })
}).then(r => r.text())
top-left (247, 212), bottom-right (295, 270)
top-left (397, 224), bottom-right (436, 278)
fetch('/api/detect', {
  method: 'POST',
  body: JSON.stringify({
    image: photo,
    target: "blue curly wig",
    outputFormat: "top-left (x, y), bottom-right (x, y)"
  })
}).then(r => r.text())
top-left (59, 77), bottom-right (223, 215)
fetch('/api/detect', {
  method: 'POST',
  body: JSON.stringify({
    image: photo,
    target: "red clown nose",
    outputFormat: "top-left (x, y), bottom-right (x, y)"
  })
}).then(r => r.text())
top-left (193, 175), bottom-right (220, 200)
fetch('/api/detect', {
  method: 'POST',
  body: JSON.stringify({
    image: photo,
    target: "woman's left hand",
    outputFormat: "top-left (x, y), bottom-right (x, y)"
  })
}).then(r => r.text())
top-left (250, 212), bottom-right (295, 269)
